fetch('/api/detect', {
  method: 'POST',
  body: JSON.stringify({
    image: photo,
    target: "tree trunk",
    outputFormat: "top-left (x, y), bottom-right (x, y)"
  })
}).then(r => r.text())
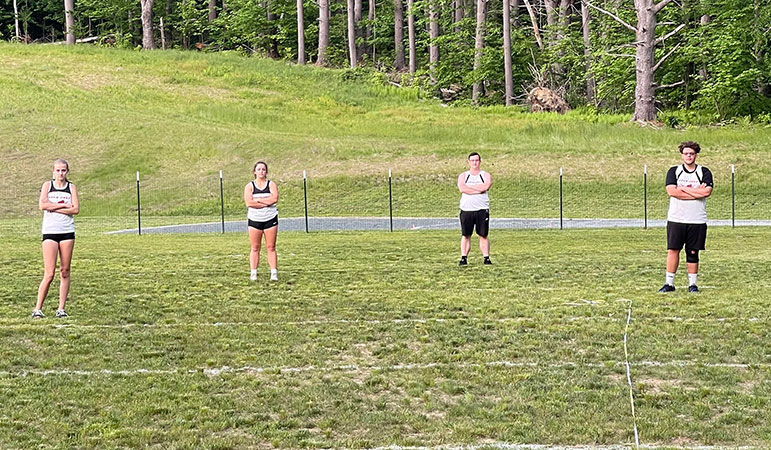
top-left (471, 0), bottom-right (487, 104)
top-left (367, 0), bottom-right (376, 59)
top-left (165, 0), bottom-right (175, 46)
top-left (408, 0), bottom-right (416, 73)
top-left (545, 0), bottom-right (558, 46)
top-left (632, 0), bottom-right (657, 122)
top-left (297, 0), bottom-right (306, 63)
top-left (64, 0), bottom-right (75, 45)
top-left (429, 0), bottom-right (439, 83)
top-left (753, 0), bottom-right (769, 96)
top-left (267, 0), bottom-right (279, 57)
top-left (394, 0), bottom-right (406, 70)
top-left (454, 0), bottom-right (464, 33)
top-left (140, 0), bottom-right (155, 49)
top-left (580, 0), bottom-right (595, 103)
top-left (317, 0), bottom-right (330, 65)
top-left (347, 0), bottom-right (358, 67)
top-left (13, 0), bottom-right (20, 41)
top-left (355, 0), bottom-right (364, 60)
top-left (160, 16), bottom-right (166, 49)
top-left (503, 0), bottom-right (513, 105)
top-left (208, 0), bottom-right (217, 21)
top-left (698, 13), bottom-right (710, 82)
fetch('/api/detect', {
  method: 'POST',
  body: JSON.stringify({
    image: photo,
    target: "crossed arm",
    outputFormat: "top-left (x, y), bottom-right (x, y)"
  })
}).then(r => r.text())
top-left (458, 173), bottom-right (492, 195)
top-left (39, 182), bottom-right (80, 215)
top-left (244, 181), bottom-right (279, 208)
top-left (666, 183), bottom-right (712, 200)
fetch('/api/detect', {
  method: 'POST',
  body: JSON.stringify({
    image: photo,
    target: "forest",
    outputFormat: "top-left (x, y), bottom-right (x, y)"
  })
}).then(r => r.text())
top-left (2, 0), bottom-right (770, 123)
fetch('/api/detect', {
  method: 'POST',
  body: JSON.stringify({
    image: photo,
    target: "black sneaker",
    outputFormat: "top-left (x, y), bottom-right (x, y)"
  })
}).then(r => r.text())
top-left (483, 256), bottom-right (492, 265)
top-left (688, 285), bottom-right (699, 293)
top-left (458, 257), bottom-right (468, 266)
top-left (658, 284), bottom-right (676, 293)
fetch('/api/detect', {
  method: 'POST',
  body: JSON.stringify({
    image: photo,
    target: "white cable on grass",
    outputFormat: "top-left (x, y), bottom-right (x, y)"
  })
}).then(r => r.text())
top-left (623, 299), bottom-right (640, 450)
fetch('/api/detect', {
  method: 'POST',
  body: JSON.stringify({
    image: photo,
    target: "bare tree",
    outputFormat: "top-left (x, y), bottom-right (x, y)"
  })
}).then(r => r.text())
top-left (394, 0), bottom-right (406, 70)
top-left (429, 0), bottom-right (439, 83)
top-left (298, 0), bottom-right (306, 64)
top-left (140, 0), bottom-right (155, 49)
top-left (407, 0), bottom-right (416, 73)
top-left (471, 0), bottom-right (487, 104)
top-left (367, 0), bottom-right (376, 59)
top-left (13, 0), bottom-right (20, 41)
top-left (354, 0), bottom-right (363, 60)
top-left (522, 0), bottom-right (543, 49)
top-left (348, 0), bottom-right (358, 67)
top-left (64, 0), bottom-right (75, 45)
top-left (317, 0), bottom-right (330, 65)
top-left (454, 0), bottom-right (464, 33)
top-left (503, 0), bottom-right (514, 105)
top-left (208, 0), bottom-right (217, 21)
top-left (589, 0), bottom-right (685, 122)
top-left (581, 0), bottom-right (596, 103)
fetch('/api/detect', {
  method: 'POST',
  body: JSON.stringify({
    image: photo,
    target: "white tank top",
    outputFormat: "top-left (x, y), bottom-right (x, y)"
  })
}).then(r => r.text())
top-left (42, 181), bottom-right (75, 234)
top-left (247, 180), bottom-right (278, 222)
top-left (459, 170), bottom-right (490, 211)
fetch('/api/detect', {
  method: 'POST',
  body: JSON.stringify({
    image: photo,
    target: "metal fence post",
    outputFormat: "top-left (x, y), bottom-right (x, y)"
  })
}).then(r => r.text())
top-left (219, 170), bottom-right (225, 234)
top-left (303, 170), bottom-right (309, 233)
top-left (388, 169), bottom-right (393, 232)
top-left (644, 164), bottom-right (648, 230)
top-left (731, 164), bottom-right (735, 228)
top-left (559, 167), bottom-right (563, 230)
top-left (135, 171), bottom-right (142, 235)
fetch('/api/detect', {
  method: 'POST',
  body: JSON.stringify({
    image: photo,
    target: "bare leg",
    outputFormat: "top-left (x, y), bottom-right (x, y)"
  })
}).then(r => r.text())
top-left (36, 240), bottom-right (60, 311)
top-left (479, 236), bottom-right (490, 256)
top-left (263, 226), bottom-right (278, 270)
top-left (249, 227), bottom-right (264, 270)
top-left (57, 239), bottom-right (74, 310)
top-left (666, 249), bottom-right (680, 273)
top-left (687, 262), bottom-right (698, 274)
top-left (460, 235), bottom-right (471, 257)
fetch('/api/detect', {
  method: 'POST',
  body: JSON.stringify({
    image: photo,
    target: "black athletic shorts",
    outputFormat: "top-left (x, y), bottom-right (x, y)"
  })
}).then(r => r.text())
top-left (42, 232), bottom-right (75, 243)
top-left (248, 215), bottom-right (278, 230)
top-left (667, 221), bottom-right (707, 251)
top-left (459, 209), bottom-right (489, 237)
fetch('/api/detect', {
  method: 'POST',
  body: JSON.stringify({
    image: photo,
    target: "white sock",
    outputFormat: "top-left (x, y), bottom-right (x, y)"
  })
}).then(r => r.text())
top-left (251, 269), bottom-right (257, 277)
top-left (665, 272), bottom-right (675, 286)
top-left (688, 273), bottom-right (698, 286)
top-left (270, 269), bottom-right (278, 276)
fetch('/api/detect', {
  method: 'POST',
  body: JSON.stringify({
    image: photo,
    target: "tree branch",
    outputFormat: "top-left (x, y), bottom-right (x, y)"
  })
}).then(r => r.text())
top-left (657, 79), bottom-right (686, 89)
top-left (585, 1), bottom-right (636, 33)
top-left (652, 42), bottom-right (681, 73)
top-left (604, 52), bottom-right (636, 58)
top-left (655, 23), bottom-right (685, 46)
top-left (654, 0), bottom-right (675, 14)
top-left (522, 0), bottom-right (544, 49)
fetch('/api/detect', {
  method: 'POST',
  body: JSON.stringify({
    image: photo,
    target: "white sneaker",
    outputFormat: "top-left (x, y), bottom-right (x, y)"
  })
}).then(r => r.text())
top-left (270, 273), bottom-right (278, 281)
top-left (249, 273), bottom-right (257, 281)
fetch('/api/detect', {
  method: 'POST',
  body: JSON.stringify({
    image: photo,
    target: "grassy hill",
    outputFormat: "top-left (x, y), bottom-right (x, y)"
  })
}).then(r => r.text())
top-left (2, 43), bottom-right (771, 226)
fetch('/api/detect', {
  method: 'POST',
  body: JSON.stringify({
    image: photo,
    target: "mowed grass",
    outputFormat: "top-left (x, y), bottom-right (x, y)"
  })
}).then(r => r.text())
top-left (2, 43), bottom-right (771, 220)
top-left (1, 228), bottom-right (770, 448)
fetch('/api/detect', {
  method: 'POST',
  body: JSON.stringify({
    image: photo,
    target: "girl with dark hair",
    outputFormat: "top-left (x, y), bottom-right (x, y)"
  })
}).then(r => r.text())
top-left (243, 161), bottom-right (279, 281)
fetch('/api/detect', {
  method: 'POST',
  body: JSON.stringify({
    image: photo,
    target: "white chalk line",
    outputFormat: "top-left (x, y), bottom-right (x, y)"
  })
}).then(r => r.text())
top-left (4, 315), bottom-right (767, 331)
top-left (622, 299), bottom-right (640, 449)
top-left (3, 359), bottom-right (770, 379)
top-left (363, 443), bottom-right (756, 450)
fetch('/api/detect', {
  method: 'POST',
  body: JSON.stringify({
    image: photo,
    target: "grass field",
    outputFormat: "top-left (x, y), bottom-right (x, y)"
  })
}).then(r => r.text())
top-left (2, 43), bottom-right (771, 222)
top-left (2, 228), bottom-right (770, 449)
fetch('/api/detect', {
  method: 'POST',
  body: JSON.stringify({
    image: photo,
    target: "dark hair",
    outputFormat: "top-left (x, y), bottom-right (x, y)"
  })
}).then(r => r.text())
top-left (253, 161), bottom-right (268, 176)
top-left (679, 141), bottom-right (701, 154)
top-left (468, 152), bottom-right (481, 160)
